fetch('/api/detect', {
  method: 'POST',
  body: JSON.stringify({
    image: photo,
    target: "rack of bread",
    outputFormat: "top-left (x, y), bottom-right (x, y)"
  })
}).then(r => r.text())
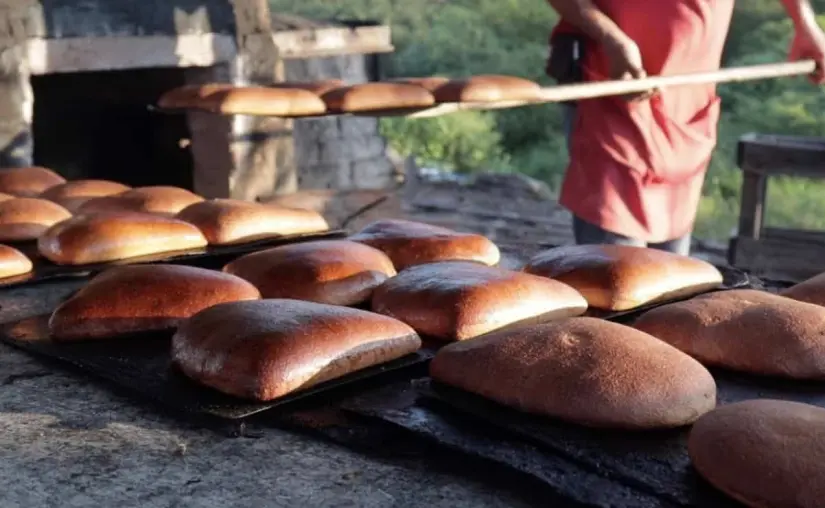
top-left (2, 186), bottom-right (825, 505)
top-left (154, 60), bottom-right (816, 120)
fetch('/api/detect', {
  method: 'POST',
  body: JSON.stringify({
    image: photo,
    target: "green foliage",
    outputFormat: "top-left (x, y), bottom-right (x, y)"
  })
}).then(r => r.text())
top-left (272, 0), bottom-right (825, 241)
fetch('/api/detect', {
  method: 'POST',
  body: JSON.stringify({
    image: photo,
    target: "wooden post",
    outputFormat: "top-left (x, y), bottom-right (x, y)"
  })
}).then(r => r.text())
top-left (737, 170), bottom-right (768, 240)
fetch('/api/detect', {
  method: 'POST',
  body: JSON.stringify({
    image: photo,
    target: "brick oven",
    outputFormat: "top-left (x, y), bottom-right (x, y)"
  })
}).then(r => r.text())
top-left (0, 1), bottom-right (395, 201)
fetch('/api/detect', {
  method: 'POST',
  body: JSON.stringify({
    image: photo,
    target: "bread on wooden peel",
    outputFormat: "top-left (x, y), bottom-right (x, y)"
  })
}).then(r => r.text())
top-left (79, 186), bottom-right (204, 216)
top-left (430, 317), bottom-right (716, 429)
top-left (432, 75), bottom-right (541, 103)
top-left (40, 180), bottom-right (132, 212)
top-left (0, 167), bottom-right (66, 197)
top-left (171, 299), bottom-right (421, 400)
top-left (321, 83), bottom-right (436, 113)
top-left (49, 264), bottom-right (261, 340)
top-left (0, 244), bottom-right (33, 279)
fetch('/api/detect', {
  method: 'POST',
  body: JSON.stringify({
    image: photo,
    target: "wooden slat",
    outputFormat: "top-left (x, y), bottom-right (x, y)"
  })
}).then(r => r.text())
top-left (731, 235), bottom-right (825, 282)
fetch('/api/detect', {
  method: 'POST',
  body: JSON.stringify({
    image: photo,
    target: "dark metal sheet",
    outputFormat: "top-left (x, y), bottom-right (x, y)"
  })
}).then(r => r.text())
top-left (0, 314), bottom-right (435, 420)
top-left (0, 229), bottom-right (347, 289)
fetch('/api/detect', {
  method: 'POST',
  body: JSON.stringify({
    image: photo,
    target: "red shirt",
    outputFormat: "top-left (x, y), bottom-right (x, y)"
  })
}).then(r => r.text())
top-left (553, 0), bottom-right (734, 242)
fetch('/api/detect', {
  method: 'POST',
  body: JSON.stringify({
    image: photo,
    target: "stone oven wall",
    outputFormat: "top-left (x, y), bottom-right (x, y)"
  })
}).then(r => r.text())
top-left (285, 54), bottom-right (399, 191)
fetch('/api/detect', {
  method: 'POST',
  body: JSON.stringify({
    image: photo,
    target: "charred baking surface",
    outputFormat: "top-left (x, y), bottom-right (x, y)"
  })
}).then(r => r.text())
top-left (0, 314), bottom-right (434, 420)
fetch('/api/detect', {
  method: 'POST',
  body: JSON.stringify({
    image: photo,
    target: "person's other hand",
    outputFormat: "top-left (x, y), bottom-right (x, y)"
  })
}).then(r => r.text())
top-left (789, 24), bottom-right (825, 84)
top-left (602, 34), bottom-right (656, 101)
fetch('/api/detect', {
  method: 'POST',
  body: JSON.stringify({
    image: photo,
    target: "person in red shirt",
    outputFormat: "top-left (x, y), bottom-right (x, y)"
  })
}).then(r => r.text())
top-left (546, 0), bottom-right (825, 255)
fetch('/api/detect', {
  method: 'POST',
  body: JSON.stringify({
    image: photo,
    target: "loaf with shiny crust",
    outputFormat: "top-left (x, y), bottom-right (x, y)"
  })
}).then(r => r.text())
top-left (388, 77), bottom-right (450, 92)
top-left (199, 86), bottom-right (327, 116)
top-left (633, 289), bottom-right (825, 379)
top-left (780, 272), bottom-right (825, 307)
top-left (79, 186), bottom-right (204, 216)
top-left (430, 317), bottom-right (716, 428)
top-left (270, 79), bottom-right (345, 95)
top-left (688, 399), bottom-right (825, 508)
top-left (157, 83), bottom-right (234, 109)
top-left (224, 240), bottom-right (395, 306)
top-left (432, 75), bottom-right (541, 103)
top-left (0, 198), bottom-right (72, 242)
top-left (0, 244), bottom-right (33, 278)
top-left (0, 167), bottom-right (66, 197)
top-left (348, 218), bottom-right (500, 270)
top-left (40, 179), bottom-right (132, 212)
top-left (49, 264), bottom-right (261, 340)
top-left (321, 83), bottom-right (436, 113)
top-left (176, 198), bottom-right (329, 245)
top-left (524, 244), bottom-right (723, 311)
top-left (171, 299), bottom-right (421, 400)
top-left (371, 261), bottom-right (587, 341)
top-left (38, 212), bottom-right (208, 265)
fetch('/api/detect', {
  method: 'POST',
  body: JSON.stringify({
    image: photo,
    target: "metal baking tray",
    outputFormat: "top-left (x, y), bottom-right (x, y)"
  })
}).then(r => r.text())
top-left (0, 229), bottom-right (346, 289)
top-left (0, 314), bottom-right (435, 420)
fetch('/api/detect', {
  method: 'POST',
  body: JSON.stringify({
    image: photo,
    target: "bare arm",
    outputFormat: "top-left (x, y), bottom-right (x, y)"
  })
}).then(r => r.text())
top-left (779, 0), bottom-right (819, 30)
top-left (546, 0), bottom-right (627, 45)
top-left (778, 0), bottom-right (825, 83)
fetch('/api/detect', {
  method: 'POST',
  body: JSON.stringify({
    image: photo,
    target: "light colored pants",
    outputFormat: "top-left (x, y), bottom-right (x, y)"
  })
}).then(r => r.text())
top-left (561, 104), bottom-right (691, 255)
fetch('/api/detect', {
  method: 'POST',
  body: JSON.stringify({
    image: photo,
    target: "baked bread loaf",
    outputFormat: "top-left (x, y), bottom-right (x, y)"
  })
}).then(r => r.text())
top-left (38, 212), bottom-right (208, 265)
top-left (49, 264), bottom-right (261, 340)
top-left (321, 83), bottom-right (436, 113)
top-left (0, 197), bottom-right (72, 242)
top-left (0, 192), bottom-right (16, 202)
top-left (0, 167), bottom-right (66, 197)
top-left (172, 299), bottom-right (421, 400)
top-left (223, 240), bottom-right (395, 306)
top-left (79, 186), bottom-right (204, 216)
top-left (387, 77), bottom-right (450, 92)
top-left (371, 261), bottom-right (587, 340)
top-left (349, 219), bottom-right (500, 270)
top-left (633, 289), bottom-right (825, 379)
top-left (0, 244), bottom-right (33, 279)
top-left (688, 399), bottom-right (825, 508)
top-left (780, 272), bottom-right (825, 307)
top-left (199, 86), bottom-right (327, 117)
top-left (430, 317), bottom-right (716, 428)
top-left (432, 75), bottom-right (541, 103)
top-left (157, 83), bottom-right (234, 109)
top-left (40, 179), bottom-right (132, 212)
top-left (524, 244), bottom-right (723, 311)
top-left (270, 79), bottom-right (345, 95)
top-left (176, 199), bottom-right (329, 245)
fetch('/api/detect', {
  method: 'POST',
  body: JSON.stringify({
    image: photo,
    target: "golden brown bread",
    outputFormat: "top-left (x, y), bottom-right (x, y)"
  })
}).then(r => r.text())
top-left (0, 197), bottom-right (72, 242)
top-left (524, 244), bottom-right (723, 311)
top-left (176, 199), bottom-right (329, 245)
top-left (49, 264), bottom-right (261, 340)
top-left (430, 317), bottom-right (716, 428)
top-left (432, 75), bottom-right (541, 103)
top-left (387, 77), bottom-right (450, 92)
top-left (78, 186), bottom-right (204, 216)
top-left (0, 192), bottom-right (16, 202)
top-left (321, 83), bottom-right (436, 113)
top-left (633, 289), bottom-right (825, 379)
top-left (348, 219), bottom-right (500, 270)
top-left (0, 244), bottom-right (33, 278)
top-left (40, 179), bottom-right (132, 212)
top-left (270, 80), bottom-right (345, 95)
top-left (371, 261), bottom-right (588, 341)
top-left (224, 240), bottom-right (395, 306)
top-left (780, 272), bottom-right (825, 307)
top-left (688, 399), bottom-right (825, 508)
top-left (38, 212), bottom-right (208, 265)
top-left (198, 86), bottom-right (328, 116)
top-left (0, 167), bottom-right (66, 197)
top-left (171, 299), bottom-right (421, 400)
top-left (156, 83), bottom-right (234, 109)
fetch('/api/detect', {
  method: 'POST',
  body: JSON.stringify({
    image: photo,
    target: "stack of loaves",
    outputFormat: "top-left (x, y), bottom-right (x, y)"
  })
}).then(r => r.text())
top-left (0, 166), bottom-right (332, 278)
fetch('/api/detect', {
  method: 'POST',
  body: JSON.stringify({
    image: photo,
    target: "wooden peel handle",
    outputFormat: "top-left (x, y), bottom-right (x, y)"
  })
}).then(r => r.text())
top-left (536, 60), bottom-right (817, 103)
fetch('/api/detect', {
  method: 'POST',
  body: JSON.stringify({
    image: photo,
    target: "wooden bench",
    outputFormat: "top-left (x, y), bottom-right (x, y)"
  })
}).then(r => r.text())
top-left (729, 133), bottom-right (825, 282)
